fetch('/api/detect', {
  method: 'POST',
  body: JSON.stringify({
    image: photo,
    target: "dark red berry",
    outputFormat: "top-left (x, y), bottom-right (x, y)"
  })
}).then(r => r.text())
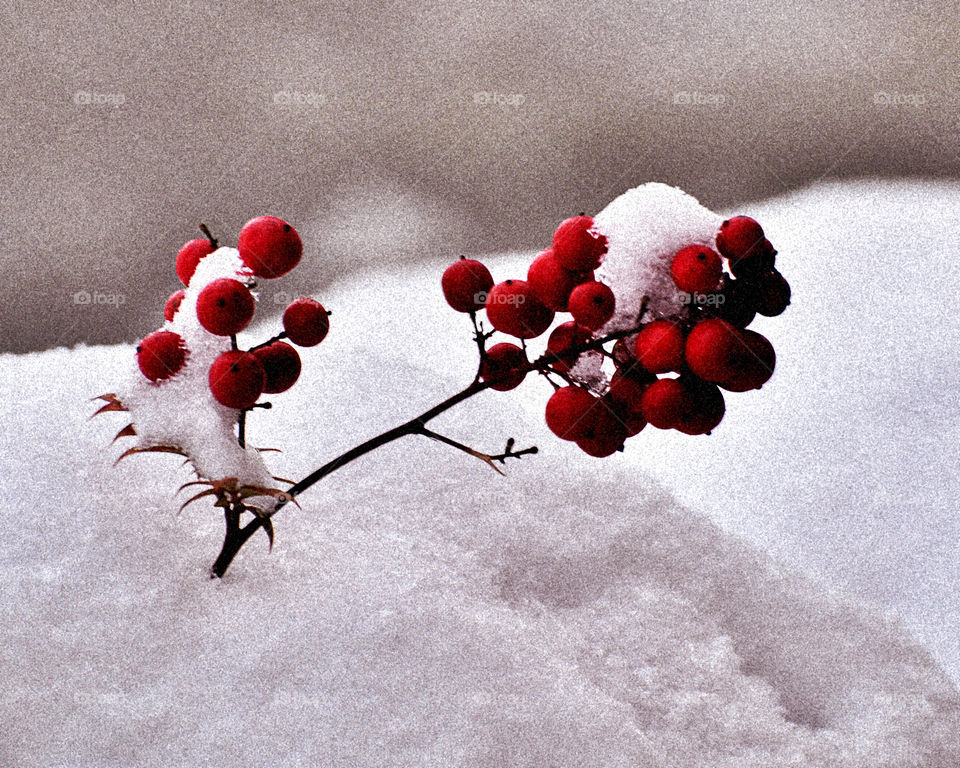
top-left (634, 320), bottom-right (685, 374)
top-left (176, 238), bottom-right (216, 287)
top-left (208, 350), bottom-right (265, 409)
top-left (442, 258), bottom-right (494, 313)
top-left (238, 216), bottom-right (302, 279)
top-left (480, 343), bottom-right (529, 391)
top-left (484, 280), bottom-right (554, 339)
top-left (674, 378), bottom-right (726, 435)
top-left (576, 402), bottom-right (628, 457)
top-left (715, 216), bottom-right (765, 262)
top-left (527, 248), bottom-right (593, 311)
top-left (684, 318), bottom-right (743, 383)
top-left (720, 330), bottom-right (776, 392)
top-left (545, 386), bottom-right (599, 441)
top-left (552, 215), bottom-right (607, 271)
top-left (546, 321), bottom-right (592, 373)
top-left (164, 289), bottom-right (186, 322)
top-left (568, 281), bottom-right (615, 331)
top-left (640, 377), bottom-right (694, 430)
top-left (670, 245), bottom-right (723, 294)
top-left (196, 278), bottom-right (256, 336)
top-left (137, 330), bottom-right (187, 382)
top-left (756, 271), bottom-right (791, 317)
top-left (253, 341), bottom-right (301, 394)
top-left (718, 280), bottom-right (759, 328)
top-left (282, 298), bottom-right (330, 347)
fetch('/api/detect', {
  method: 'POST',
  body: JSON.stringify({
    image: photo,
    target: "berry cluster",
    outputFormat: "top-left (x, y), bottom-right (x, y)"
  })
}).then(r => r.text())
top-left (135, 216), bottom-right (329, 413)
top-left (442, 213), bottom-right (790, 458)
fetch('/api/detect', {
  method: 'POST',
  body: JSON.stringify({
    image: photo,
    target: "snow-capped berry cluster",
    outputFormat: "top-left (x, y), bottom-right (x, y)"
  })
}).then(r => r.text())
top-left (440, 183), bottom-right (791, 458)
top-left (118, 216), bottom-right (329, 483)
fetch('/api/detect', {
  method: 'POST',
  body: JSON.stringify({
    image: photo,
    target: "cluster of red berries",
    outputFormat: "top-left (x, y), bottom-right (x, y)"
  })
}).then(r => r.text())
top-left (135, 216), bottom-right (330, 411)
top-left (441, 213), bottom-right (790, 458)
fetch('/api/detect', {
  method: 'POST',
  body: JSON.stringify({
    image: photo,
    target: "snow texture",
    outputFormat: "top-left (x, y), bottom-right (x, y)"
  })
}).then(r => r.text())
top-left (1, 180), bottom-right (959, 765)
top-left (116, 247), bottom-right (273, 487)
top-left (594, 182), bottom-right (723, 329)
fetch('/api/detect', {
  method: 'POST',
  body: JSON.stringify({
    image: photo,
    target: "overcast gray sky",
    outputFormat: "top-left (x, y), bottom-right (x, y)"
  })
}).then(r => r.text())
top-left (1, 0), bottom-right (957, 352)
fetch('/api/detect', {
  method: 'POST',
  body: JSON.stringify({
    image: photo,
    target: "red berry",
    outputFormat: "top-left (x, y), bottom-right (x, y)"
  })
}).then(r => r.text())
top-left (282, 298), bottom-right (330, 347)
top-left (552, 215), bottom-right (607, 271)
top-left (634, 320), bottom-right (685, 374)
top-left (208, 350), bottom-right (265, 409)
top-left (196, 278), bottom-right (256, 336)
top-left (175, 239), bottom-right (216, 287)
top-left (545, 386), bottom-right (599, 441)
top-left (237, 216), bottom-right (302, 279)
top-left (441, 257), bottom-right (494, 313)
top-left (718, 280), bottom-right (759, 328)
top-left (526, 248), bottom-right (593, 311)
top-left (607, 371), bottom-right (650, 412)
top-left (640, 377), bottom-right (694, 430)
top-left (252, 341), bottom-right (301, 394)
top-left (568, 281), bottom-right (615, 331)
top-left (720, 330), bottom-right (776, 392)
top-left (670, 245), bottom-right (723, 294)
top-left (674, 379), bottom-right (726, 435)
top-left (546, 321), bottom-right (593, 373)
top-left (164, 289), bottom-right (186, 322)
top-left (136, 330), bottom-right (187, 382)
top-left (756, 271), bottom-right (791, 317)
top-left (484, 280), bottom-right (554, 339)
top-left (684, 318), bottom-right (743, 383)
top-left (715, 216), bottom-right (765, 262)
top-left (576, 402), bottom-right (628, 457)
top-left (479, 343), bottom-right (529, 391)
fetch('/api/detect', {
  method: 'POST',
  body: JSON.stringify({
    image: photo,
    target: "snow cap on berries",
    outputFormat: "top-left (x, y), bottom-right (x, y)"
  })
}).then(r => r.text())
top-left (593, 183), bottom-right (722, 331)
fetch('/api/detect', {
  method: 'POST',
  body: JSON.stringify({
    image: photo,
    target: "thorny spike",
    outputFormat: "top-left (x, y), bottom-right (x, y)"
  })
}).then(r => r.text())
top-left (178, 488), bottom-right (217, 514)
top-left (91, 400), bottom-right (128, 418)
top-left (114, 445), bottom-right (188, 466)
top-left (111, 424), bottom-right (137, 443)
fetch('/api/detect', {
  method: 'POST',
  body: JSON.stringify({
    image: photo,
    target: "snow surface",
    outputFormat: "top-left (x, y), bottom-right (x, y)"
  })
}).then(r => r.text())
top-left (2, 179), bottom-right (959, 765)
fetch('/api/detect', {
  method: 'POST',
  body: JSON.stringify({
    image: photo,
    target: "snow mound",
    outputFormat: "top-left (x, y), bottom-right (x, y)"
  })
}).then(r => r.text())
top-left (3, 202), bottom-right (960, 763)
top-left (594, 181), bottom-right (722, 328)
top-left (116, 247), bottom-right (273, 486)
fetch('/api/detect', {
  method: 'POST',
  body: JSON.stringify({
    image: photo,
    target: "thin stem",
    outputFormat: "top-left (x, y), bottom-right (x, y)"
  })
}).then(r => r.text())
top-left (249, 331), bottom-right (288, 352)
top-left (199, 223), bottom-right (219, 249)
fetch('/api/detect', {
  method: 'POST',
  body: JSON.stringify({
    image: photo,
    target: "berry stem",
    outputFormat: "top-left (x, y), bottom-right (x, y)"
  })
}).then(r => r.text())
top-left (238, 410), bottom-right (246, 448)
top-left (198, 223), bottom-right (219, 249)
top-left (248, 331), bottom-right (288, 352)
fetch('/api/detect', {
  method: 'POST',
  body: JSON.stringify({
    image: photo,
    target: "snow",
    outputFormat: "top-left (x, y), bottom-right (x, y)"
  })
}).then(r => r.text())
top-left (2, 179), bottom-right (960, 765)
top-left (116, 247), bottom-right (273, 487)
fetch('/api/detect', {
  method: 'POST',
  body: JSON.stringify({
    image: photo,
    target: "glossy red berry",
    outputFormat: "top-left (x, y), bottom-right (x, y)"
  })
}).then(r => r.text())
top-left (545, 386), bottom-right (599, 441)
top-left (546, 321), bottom-right (592, 373)
top-left (634, 320), bottom-right (685, 374)
top-left (137, 330), bottom-right (187, 382)
top-left (670, 245), bottom-right (723, 294)
top-left (176, 239), bottom-right (216, 287)
top-left (675, 379), bottom-right (726, 435)
top-left (196, 278), bottom-right (255, 336)
top-left (253, 341), bottom-right (301, 394)
top-left (720, 330), bottom-right (776, 392)
top-left (238, 216), bottom-right (302, 279)
top-left (684, 318), bottom-right (743, 383)
top-left (484, 280), bottom-right (554, 339)
top-left (607, 371), bottom-right (650, 413)
top-left (208, 350), bottom-right (265, 409)
top-left (526, 248), bottom-right (592, 311)
top-left (756, 271), bottom-right (791, 317)
top-left (282, 298), bottom-right (330, 347)
top-left (715, 216), bottom-right (765, 262)
top-left (640, 377), bottom-right (694, 430)
top-left (164, 289), bottom-right (186, 322)
top-left (576, 402), bottom-right (628, 457)
top-left (568, 281), bottom-right (615, 331)
top-left (480, 343), bottom-right (529, 391)
top-left (552, 215), bottom-right (607, 271)
top-left (442, 257), bottom-right (494, 313)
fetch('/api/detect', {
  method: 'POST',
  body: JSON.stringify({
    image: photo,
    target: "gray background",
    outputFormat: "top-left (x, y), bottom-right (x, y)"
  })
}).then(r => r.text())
top-left (1, 0), bottom-right (957, 352)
